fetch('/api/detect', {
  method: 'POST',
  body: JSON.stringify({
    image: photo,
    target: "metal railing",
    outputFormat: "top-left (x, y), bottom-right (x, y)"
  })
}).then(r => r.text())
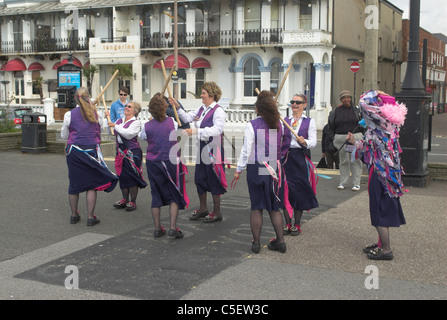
top-left (1, 37), bottom-right (89, 54)
top-left (141, 28), bottom-right (283, 49)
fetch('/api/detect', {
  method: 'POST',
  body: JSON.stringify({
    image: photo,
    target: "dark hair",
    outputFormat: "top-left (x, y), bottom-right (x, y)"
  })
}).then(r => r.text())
top-left (149, 94), bottom-right (168, 122)
top-left (255, 90), bottom-right (280, 130)
top-left (119, 86), bottom-right (129, 94)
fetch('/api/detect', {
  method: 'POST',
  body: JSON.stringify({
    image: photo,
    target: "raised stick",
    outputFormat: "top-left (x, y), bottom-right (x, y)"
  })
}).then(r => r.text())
top-left (92, 70), bottom-right (119, 105)
top-left (100, 85), bottom-right (114, 135)
top-left (160, 60), bottom-right (181, 125)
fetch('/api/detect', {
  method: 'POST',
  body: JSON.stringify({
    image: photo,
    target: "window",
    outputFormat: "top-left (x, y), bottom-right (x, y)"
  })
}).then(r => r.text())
top-left (244, 58), bottom-right (260, 97)
top-left (142, 65), bottom-right (151, 101)
top-left (140, 11), bottom-right (152, 47)
top-left (300, 0), bottom-right (312, 30)
top-left (13, 19), bottom-right (23, 51)
top-left (196, 68), bottom-right (205, 97)
top-left (32, 71), bottom-right (41, 95)
top-left (271, 0), bottom-right (280, 29)
top-left (244, 0), bottom-right (260, 30)
top-left (270, 62), bottom-right (280, 94)
top-left (178, 69), bottom-right (187, 99)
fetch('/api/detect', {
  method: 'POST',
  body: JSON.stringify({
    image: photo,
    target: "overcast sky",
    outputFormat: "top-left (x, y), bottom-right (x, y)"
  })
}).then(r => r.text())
top-left (388, 0), bottom-right (447, 35)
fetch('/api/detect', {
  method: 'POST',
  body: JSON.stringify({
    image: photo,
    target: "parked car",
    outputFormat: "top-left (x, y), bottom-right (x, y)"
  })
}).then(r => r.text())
top-left (0, 107), bottom-right (32, 128)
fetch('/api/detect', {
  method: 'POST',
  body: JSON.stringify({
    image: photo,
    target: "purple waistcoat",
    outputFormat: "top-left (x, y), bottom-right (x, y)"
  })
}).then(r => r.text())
top-left (144, 117), bottom-right (176, 161)
top-left (114, 118), bottom-right (140, 149)
top-left (197, 104), bottom-right (224, 152)
top-left (281, 116), bottom-right (311, 158)
top-left (67, 107), bottom-right (101, 145)
top-left (250, 117), bottom-right (283, 163)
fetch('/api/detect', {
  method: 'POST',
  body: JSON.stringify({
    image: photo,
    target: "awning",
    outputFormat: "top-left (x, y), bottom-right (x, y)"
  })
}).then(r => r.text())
top-left (53, 57), bottom-right (82, 69)
top-left (28, 62), bottom-right (45, 71)
top-left (2, 58), bottom-right (27, 71)
top-left (60, 57), bottom-right (82, 67)
top-left (153, 59), bottom-right (164, 69)
top-left (192, 57), bottom-right (211, 69)
top-left (83, 61), bottom-right (90, 68)
top-left (164, 53), bottom-right (190, 69)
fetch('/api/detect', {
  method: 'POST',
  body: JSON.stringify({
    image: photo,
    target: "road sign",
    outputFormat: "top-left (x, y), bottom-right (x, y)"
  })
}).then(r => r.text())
top-left (350, 61), bottom-right (360, 73)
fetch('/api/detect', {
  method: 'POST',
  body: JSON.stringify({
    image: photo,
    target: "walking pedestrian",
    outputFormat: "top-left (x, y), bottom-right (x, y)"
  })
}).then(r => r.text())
top-left (106, 101), bottom-right (147, 211)
top-left (140, 94), bottom-right (188, 238)
top-left (174, 81), bottom-right (226, 223)
top-left (347, 90), bottom-right (407, 260)
top-left (234, 90), bottom-right (286, 254)
top-left (321, 123), bottom-right (339, 169)
top-left (61, 87), bottom-right (118, 226)
top-left (280, 94), bottom-right (319, 235)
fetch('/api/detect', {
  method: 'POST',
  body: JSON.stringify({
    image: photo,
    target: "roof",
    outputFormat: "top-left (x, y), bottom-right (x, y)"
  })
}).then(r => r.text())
top-left (0, 0), bottom-right (203, 16)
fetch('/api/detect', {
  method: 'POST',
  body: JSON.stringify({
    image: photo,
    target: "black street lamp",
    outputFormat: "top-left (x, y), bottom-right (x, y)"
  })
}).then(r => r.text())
top-left (392, 47), bottom-right (399, 95)
top-left (395, 0), bottom-right (431, 187)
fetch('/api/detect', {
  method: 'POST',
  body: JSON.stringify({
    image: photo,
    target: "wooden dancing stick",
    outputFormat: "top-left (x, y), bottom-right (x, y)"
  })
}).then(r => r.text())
top-left (275, 63), bottom-right (299, 140)
top-left (100, 85), bottom-right (114, 135)
top-left (92, 69), bottom-right (119, 105)
top-left (160, 60), bottom-right (181, 125)
top-left (274, 62), bottom-right (293, 104)
top-left (161, 64), bottom-right (176, 97)
top-left (255, 63), bottom-right (299, 140)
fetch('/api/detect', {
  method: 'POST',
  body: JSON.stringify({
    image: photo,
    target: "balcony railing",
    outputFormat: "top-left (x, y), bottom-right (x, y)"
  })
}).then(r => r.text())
top-left (141, 28), bottom-right (283, 49)
top-left (1, 37), bottom-right (89, 54)
top-left (0, 28), bottom-right (285, 55)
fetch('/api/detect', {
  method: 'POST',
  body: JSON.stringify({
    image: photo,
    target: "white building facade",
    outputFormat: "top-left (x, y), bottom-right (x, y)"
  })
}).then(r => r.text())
top-left (0, 0), bottom-right (335, 128)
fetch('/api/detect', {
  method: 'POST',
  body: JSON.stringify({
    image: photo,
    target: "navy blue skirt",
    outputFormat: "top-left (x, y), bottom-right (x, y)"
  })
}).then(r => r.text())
top-left (194, 161), bottom-right (226, 196)
top-left (146, 160), bottom-right (187, 209)
top-left (368, 170), bottom-right (405, 227)
top-left (116, 145), bottom-right (147, 190)
top-left (282, 148), bottom-right (319, 211)
top-left (246, 162), bottom-right (282, 212)
top-left (66, 144), bottom-right (118, 194)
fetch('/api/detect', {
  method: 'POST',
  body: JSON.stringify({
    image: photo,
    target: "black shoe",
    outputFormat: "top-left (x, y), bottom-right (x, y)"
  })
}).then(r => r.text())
top-left (251, 241), bottom-right (261, 254)
top-left (125, 202), bottom-right (136, 211)
top-left (363, 243), bottom-right (378, 254)
top-left (154, 226), bottom-right (166, 238)
top-left (267, 239), bottom-right (286, 253)
top-left (113, 199), bottom-right (128, 209)
top-left (189, 209), bottom-right (209, 220)
top-left (367, 247), bottom-right (393, 260)
top-left (70, 211), bottom-right (80, 224)
top-left (168, 228), bottom-right (184, 239)
top-left (87, 216), bottom-right (100, 226)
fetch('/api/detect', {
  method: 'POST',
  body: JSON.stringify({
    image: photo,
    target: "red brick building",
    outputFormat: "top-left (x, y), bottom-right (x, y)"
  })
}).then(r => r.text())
top-left (402, 19), bottom-right (446, 111)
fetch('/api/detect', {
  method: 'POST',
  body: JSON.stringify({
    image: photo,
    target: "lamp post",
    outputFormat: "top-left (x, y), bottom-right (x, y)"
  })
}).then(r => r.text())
top-left (395, 0), bottom-right (431, 187)
top-left (392, 47), bottom-right (399, 95)
top-left (173, 0), bottom-right (179, 100)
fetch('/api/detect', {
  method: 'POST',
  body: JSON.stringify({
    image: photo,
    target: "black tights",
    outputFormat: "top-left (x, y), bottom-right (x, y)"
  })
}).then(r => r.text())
top-left (250, 209), bottom-right (284, 245)
top-left (69, 190), bottom-right (97, 219)
top-left (376, 226), bottom-right (391, 253)
top-left (122, 186), bottom-right (139, 203)
top-left (283, 209), bottom-right (303, 226)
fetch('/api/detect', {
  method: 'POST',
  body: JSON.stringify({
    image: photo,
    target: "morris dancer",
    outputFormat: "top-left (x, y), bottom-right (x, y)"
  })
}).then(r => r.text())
top-left (233, 91), bottom-right (287, 254)
top-left (61, 87), bottom-right (118, 226)
top-left (173, 81), bottom-right (226, 223)
top-left (140, 94), bottom-right (188, 238)
top-left (347, 90), bottom-right (407, 261)
top-left (280, 94), bottom-right (319, 236)
top-left (106, 101), bottom-right (147, 211)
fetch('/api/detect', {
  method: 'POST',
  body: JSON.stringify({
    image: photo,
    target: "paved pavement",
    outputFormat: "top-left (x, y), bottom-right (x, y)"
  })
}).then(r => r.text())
top-left (0, 113), bottom-right (446, 304)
